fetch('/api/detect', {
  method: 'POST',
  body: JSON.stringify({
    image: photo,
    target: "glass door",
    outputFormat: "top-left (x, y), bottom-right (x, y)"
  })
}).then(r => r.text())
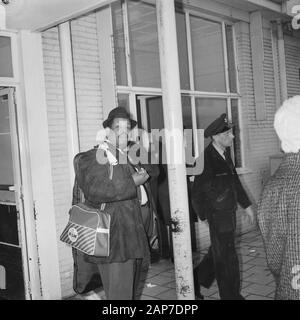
top-left (135, 94), bottom-right (198, 255)
top-left (0, 88), bottom-right (25, 300)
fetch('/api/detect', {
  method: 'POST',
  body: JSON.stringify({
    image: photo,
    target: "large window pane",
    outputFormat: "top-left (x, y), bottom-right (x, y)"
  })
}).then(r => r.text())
top-left (190, 17), bottom-right (226, 92)
top-left (0, 94), bottom-right (14, 185)
top-left (195, 98), bottom-right (227, 148)
top-left (112, 2), bottom-right (128, 86)
top-left (128, 1), bottom-right (161, 87)
top-left (231, 99), bottom-right (242, 167)
top-left (226, 25), bottom-right (237, 93)
top-left (0, 94), bottom-right (10, 133)
top-left (176, 12), bottom-right (190, 90)
top-left (182, 96), bottom-right (192, 129)
top-left (195, 98), bottom-right (227, 130)
top-left (181, 96), bottom-right (195, 158)
top-left (0, 37), bottom-right (13, 78)
top-left (117, 93), bottom-right (130, 111)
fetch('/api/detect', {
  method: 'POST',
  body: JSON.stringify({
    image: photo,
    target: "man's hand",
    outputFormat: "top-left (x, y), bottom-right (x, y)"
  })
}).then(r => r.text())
top-left (132, 168), bottom-right (149, 186)
top-left (244, 206), bottom-right (255, 225)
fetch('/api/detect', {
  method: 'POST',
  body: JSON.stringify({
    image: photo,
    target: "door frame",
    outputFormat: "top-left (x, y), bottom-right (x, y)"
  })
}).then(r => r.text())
top-left (0, 87), bottom-right (31, 299)
top-left (136, 94), bottom-right (163, 131)
top-left (1, 30), bottom-right (43, 299)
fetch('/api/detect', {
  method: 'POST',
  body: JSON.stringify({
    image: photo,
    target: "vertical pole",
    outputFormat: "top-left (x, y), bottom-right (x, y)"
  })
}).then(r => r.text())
top-left (58, 22), bottom-right (80, 188)
top-left (156, 0), bottom-right (195, 299)
top-left (271, 23), bottom-right (281, 110)
top-left (276, 19), bottom-right (288, 102)
top-left (96, 7), bottom-right (117, 120)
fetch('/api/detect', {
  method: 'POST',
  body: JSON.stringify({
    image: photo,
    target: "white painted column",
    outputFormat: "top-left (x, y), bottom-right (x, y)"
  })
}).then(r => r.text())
top-left (250, 11), bottom-right (266, 121)
top-left (276, 19), bottom-right (288, 102)
top-left (96, 7), bottom-right (117, 120)
top-left (271, 23), bottom-right (281, 110)
top-left (18, 30), bottom-right (62, 299)
top-left (58, 22), bottom-right (80, 187)
top-left (156, 0), bottom-right (195, 300)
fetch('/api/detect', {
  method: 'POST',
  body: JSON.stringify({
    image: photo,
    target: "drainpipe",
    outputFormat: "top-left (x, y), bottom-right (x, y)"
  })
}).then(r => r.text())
top-left (58, 22), bottom-right (80, 188)
top-left (276, 19), bottom-right (288, 102)
top-left (156, 0), bottom-right (195, 300)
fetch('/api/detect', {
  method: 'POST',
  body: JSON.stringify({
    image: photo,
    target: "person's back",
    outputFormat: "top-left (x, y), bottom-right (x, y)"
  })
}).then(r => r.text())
top-left (258, 96), bottom-right (300, 300)
top-left (258, 153), bottom-right (300, 299)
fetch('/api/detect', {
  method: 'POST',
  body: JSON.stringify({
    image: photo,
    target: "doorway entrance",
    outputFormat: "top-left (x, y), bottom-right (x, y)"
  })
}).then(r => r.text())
top-left (135, 95), bottom-right (172, 260)
top-left (135, 94), bottom-right (198, 259)
top-left (0, 88), bottom-right (26, 300)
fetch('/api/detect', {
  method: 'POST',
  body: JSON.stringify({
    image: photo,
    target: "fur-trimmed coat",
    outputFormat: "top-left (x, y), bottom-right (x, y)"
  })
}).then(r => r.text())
top-left (258, 152), bottom-right (300, 300)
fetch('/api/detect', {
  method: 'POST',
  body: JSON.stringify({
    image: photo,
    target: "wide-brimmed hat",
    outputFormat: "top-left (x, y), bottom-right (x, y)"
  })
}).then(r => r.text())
top-left (103, 107), bottom-right (137, 129)
top-left (204, 113), bottom-right (234, 138)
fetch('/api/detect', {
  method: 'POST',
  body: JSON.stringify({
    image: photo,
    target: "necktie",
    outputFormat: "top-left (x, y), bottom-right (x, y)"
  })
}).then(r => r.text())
top-left (224, 150), bottom-right (234, 172)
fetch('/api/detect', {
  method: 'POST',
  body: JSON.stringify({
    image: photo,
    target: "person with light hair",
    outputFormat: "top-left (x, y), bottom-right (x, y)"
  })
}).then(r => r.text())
top-left (258, 95), bottom-right (300, 300)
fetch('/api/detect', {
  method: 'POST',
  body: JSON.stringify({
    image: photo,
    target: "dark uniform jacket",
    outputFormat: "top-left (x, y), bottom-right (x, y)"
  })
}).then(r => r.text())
top-left (72, 143), bottom-right (150, 264)
top-left (192, 143), bottom-right (251, 233)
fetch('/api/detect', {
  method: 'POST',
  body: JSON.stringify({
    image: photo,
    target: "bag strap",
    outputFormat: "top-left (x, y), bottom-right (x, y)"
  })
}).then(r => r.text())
top-left (100, 164), bottom-right (113, 211)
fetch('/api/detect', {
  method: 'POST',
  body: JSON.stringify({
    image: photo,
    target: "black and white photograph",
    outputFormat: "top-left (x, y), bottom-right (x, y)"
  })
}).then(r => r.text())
top-left (0, 0), bottom-right (300, 306)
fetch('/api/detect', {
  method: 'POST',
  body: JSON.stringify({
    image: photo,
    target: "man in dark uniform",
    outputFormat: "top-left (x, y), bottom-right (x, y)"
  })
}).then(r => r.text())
top-left (192, 113), bottom-right (255, 300)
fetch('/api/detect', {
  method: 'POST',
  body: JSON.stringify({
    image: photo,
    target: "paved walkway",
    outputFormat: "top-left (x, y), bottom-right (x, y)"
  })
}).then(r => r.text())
top-left (70, 227), bottom-right (276, 300)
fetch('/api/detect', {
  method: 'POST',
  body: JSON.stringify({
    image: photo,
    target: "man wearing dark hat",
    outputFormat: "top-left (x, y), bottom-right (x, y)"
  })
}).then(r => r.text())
top-left (71, 107), bottom-right (154, 300)
top-left (192, 113), bottom-right (255, 300)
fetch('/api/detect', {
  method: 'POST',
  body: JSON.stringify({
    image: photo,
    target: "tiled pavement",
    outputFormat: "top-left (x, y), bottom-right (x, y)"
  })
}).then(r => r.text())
top-left (70, 228), bottom-right (276, 300)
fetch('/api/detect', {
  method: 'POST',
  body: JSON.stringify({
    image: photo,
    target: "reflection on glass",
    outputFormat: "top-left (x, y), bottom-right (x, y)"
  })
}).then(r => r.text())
top-left (190, 16), bottom-right (226, 92)
top-left (226, 25), bottom-right (237, 93)
top-left (112, 2), bottom-right (128, 86)
top-left (176, 12), bottom-right (190, 90)
top-left (0, 37), bottom-right (13, 78)
top-left (128, 1), bottom-right (161, 88)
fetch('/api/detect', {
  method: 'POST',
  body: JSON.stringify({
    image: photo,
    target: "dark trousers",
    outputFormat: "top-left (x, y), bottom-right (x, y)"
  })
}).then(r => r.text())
top-left (196, 225), bottom-right (242, 300)
top-left (97, 259), bottom-right (143, 300)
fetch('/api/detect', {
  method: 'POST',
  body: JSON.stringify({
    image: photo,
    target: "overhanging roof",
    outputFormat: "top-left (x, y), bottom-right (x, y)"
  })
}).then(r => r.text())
top-left (4, 0), bottom-right (116, 31)
top-left (1, 0), bottom-right (294, 32)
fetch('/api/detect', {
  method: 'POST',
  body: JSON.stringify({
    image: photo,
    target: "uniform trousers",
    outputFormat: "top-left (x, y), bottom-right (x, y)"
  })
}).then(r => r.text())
top-left (196, 221), bottom-right (242, 300)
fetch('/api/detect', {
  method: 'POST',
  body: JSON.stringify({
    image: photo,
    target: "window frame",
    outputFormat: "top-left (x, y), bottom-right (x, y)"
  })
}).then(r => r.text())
top-left (111, 0), bottom-right (246, 169)
top-left (0, 30), bottom-right (19, 85)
